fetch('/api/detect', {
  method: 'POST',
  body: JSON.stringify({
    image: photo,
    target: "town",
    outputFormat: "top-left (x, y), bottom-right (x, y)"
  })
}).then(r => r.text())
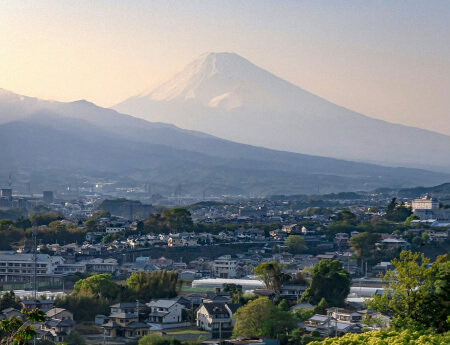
top-left (0, 185), bottom-right (448, 344)
top-left (2, 3), bottom-right (450, 344)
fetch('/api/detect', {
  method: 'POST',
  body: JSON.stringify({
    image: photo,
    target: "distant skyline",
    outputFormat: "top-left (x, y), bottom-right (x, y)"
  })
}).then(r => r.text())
top-left (1, 1), bottom-right (449, 135)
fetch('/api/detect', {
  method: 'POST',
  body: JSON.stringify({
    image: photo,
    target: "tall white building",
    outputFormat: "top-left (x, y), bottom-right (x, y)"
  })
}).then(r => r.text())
top-left (411, 194), bottom-right (439, 211)
top-left (212, 255), bottom-right (237, 279)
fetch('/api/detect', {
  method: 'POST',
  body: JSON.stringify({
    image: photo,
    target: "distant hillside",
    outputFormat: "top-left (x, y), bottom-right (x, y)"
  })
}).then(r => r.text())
top-left (398, 183), bottom-right (450, 201)
top-left (1, 88), bottom-right (449, 196)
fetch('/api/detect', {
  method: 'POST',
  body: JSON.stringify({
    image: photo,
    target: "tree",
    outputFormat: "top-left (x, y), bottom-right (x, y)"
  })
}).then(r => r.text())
top-left (54, 295), bottom-right (110, 321)
top-left (336, 209), bottom-right (356, 224)
top-left (302, 260), bottom-right (350, 307)
top-left (223, 284), bottom-right (243, 303)
top-left (83, 219), bottom-right (96, 231)
top-left (405, 215), bottom-right (420, 227)
top-left (349, 232), bottom-right (381, 265)
top-left (295, 308), bottom-right (315, 321)
top-left (68, 331), bottom-right (86, 345)
top-left (385, 198), bottom-right (412, 222)
top-left (386, 197), bottom-right (397, 216)
top-left (232, 297), bottom-right (297, 338)
top-left (253, 262), bottom-right (286, 291)
top-left (367, 251), bottom-right (449, 333)
top-left (73, 273), bottom-right (119, 299)
top-left (0, 291), bottom-right (21, 311)
top-left (14, 218), bottom-right (32, 230)
top-left (308, 329), bottom-right (450, 345)
top-left (284, 235), bottom-right (307, 254)
top-left (290, 270), bottom-right (308, 285)
top-left (125, 270), bottom-right (180, 300)
top-left (313, 298), bottom-right (329, 315)
top-left (0, 308), bottom-right (47, 345)
top-left (162, 208), bottom-right (193, 233)
top-left (90, 210), bottom-right (111, 220)
top-left (138, 335), bottom-right (194, 345)
top-left (277, 299), bottom-right (289, 311)
top-left (0, 220), bottom-right (15, 231)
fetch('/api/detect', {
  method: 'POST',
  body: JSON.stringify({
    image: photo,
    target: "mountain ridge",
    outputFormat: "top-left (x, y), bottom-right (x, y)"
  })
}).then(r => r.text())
top-left (1, 87), bottom-right (449, 196)
top-left (113, 52), bottom-right (450, 171)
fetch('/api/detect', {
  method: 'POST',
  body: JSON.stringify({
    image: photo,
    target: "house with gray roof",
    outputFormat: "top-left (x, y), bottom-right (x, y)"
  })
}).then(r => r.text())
top-left (147, 299), bottom-right (183, 326)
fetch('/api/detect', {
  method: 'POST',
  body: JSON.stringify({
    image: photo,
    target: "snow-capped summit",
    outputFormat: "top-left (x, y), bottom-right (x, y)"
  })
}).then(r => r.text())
top-left (131, 52), bottom-right (309, 111)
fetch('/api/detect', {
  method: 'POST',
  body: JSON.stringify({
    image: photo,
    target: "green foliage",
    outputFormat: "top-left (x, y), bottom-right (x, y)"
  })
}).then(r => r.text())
top-left (101, 233), bottom-right (123, 243)
top-left (161, 208), bottom-right (193, 233)
top-left (54, 295), bottom-right (110, 321)
top-left (98, 198), bottom-right (132, 215)
top-left (295, 308), bottom-right (315, 322)
top-left (90, 210), bottom-right (111, 220)
top-left (284, 235), bottom-right (307, 254)
top-left (30, 212), bottom-right (63, 226)
top-left (223, 284), bottom-right (243, 303)
top-left (277, 299), bottom-right (290, 311)
top-left (302, 260), bottom-right (350, 307)
top-left (385, 198), bottom-right (412, 222)
top-left (232, 297), bottom-right (297, 338)
top-left (405, 215), bottom-right (420, 227)
top-left (367, 251), bottom-right (449, 333)
top-left (0, 209), bottom-right (27, 221)
top-left (313, 298), bottom-right (329, 315)
top-left (290, 271), bottom-right (308, 285)
top-left (0, 220), bottom-right (15, 231)
top-left (14, 218), bottom-right (31, 230)
top-left (308, 329), bottom-right (450, 345)
top-left (0, 228), bottom-right (25, 250)
top-left (72, 274), bottom-right (119, 299)
top-left (34, 222), bottom-right (87, 245)
top-left (336, 209), bottom-right (357, 225)
top-left (0, 291), bottom-right (21, 311)
top-left (125, 270), bottom-right (180, 300)
top-left (139, 335), bottom-right (201, 345)
top-left (0, 308), bottom-right (46, 345)
top-left (143, 208), bottom-right (193, 234)
top-left (67, 331), bottom-right (86, 345)
top-left (83, 219), bottom-right (96, 231)
top-left (350, 232), bottom-right (380, 260)
top-left (253, 261), bottom-right (287, 291)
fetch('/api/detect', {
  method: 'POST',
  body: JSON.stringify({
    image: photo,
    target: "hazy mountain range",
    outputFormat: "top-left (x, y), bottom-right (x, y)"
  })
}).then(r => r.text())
top-left (114, 52), bottom-right (450, 172)
top-left (0, 88), bottom-right (449, 196)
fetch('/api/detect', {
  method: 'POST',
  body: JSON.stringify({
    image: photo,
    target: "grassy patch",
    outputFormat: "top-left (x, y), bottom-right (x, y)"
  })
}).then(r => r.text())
top-left (163, 327), bottom-right (209, 335)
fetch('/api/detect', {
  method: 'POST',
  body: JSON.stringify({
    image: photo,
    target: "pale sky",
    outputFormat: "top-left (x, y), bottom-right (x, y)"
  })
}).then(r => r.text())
top-left (1, 1), bottom-right (449, 135)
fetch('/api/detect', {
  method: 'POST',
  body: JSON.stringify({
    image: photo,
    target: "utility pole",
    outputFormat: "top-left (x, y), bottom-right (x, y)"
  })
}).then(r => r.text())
top-left (32, 226), bottom-right (38, 299)
top-left (334, 308), bottom-right (338, 337)
top-left (136, 300), bottom-right (140, 319)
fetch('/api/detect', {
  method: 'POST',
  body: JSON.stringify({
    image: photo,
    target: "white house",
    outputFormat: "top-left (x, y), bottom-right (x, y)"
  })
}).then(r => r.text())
top-left (212, 255), bottom-right (237, 279)
top-left (196, 303), bottom-right (240, 336)
top-left (147, 299), bottom-right (183, 325)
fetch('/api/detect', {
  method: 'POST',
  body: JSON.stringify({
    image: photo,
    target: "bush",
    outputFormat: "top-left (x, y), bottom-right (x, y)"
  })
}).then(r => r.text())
top-left (308, 330), bottom-right (450, 345)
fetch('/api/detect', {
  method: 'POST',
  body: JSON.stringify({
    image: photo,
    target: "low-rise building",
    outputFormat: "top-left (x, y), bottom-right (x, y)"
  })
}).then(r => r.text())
top-left (147, 299), bottom-right (183, 325)
top-left (196, 303), bottom-right (240, 338)
top-left (102, 313), bottom-right (149, 339)
top-left (213, 255), bottom-right (237, 279)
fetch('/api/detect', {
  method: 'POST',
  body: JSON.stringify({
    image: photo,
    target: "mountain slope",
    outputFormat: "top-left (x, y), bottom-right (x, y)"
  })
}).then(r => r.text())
top-left (1, 88), bottom-right (449, 196)
top-left (114, 52), bottom-right (450, 171)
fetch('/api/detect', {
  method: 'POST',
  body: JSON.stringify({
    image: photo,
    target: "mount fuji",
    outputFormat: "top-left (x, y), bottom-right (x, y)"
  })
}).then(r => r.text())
top-left (114, 52), bottom-right (450, 171)
top-left (1, 87), bottom-right (449, 196)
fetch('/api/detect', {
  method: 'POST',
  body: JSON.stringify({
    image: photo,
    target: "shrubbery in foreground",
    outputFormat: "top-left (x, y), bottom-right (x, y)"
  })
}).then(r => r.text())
top-left (308, 330), bottom-right (450, 345)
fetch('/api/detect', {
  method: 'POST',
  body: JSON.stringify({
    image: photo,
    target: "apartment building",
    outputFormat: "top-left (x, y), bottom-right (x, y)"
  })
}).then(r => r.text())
top-left (212, 255), bottom-right (237, 279)
top-left (0, 252), bottom-right (65, 284)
